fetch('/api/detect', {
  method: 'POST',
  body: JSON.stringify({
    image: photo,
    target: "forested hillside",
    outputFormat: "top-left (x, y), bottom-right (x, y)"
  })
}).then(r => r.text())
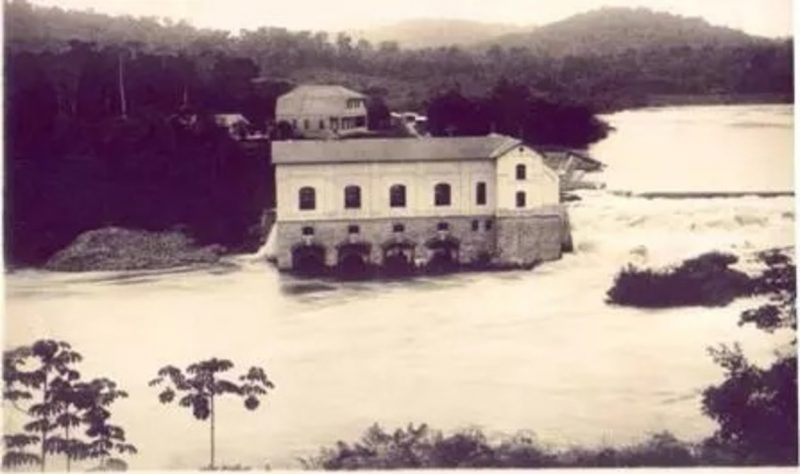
top-left (5, 0), bottom-right (793, 111)
top-left (3, 0), bottom-right (793, 267)
top-left (482, 7), bottom-right (767, 56)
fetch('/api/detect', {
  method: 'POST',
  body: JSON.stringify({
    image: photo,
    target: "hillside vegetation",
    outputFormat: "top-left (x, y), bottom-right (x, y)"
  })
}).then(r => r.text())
top-left (2, 0), bottom-right (793, 267)
top-left (5, 0), bottom-right (793, 111)
top-left (482, 7), bottom-right (766, 56)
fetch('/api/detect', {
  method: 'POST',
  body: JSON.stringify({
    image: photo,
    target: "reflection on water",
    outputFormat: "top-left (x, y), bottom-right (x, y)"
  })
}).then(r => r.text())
top-left (3, 105), bottom-right (796, 470)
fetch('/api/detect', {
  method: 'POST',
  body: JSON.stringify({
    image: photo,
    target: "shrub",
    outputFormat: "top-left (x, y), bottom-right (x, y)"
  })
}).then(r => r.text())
top-left (607, 251), bottom-right (752, 307)
top-left (302, 425), bottom-right (701, 469)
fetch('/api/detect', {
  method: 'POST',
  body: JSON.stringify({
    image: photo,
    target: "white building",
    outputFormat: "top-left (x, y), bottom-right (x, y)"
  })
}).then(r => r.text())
top-left (275, 85), bottom-right (368, 139)
top-left (271, 134), bottom-right (570, 274)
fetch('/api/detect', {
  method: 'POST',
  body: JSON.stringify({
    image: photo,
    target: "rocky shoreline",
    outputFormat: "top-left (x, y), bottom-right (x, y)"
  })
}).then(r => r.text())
top-left (45, 227), bottom-right (225, 272)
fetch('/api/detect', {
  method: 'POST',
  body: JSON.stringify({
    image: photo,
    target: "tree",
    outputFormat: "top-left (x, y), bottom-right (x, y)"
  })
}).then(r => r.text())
top-left (79, 378), bottom-right (138, 470)
top-left (701, 249), bottom-right (797, 465)
top-left (2, 341), bottom-right (136, 471)
top-left (2, 340), bottom-right (82, 471)
top-left (149, 358), bottom-right (275, 469)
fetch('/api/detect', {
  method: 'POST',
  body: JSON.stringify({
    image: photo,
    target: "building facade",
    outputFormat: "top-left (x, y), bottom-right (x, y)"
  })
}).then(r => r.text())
top-left (272, 134), bottom-right (570, 274)
top-left (275, 85), bottom-right (368, 139)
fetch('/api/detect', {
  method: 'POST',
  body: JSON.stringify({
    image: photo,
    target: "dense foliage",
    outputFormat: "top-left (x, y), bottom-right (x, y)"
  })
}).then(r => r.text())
top-left (426, 81), bottom-right (609, 146)
top-left (5, 42), bottom-right (276, 266)
top-left (302, 424), bottom-right (702, 469)
top-left (606, 252), bottom-right (753, 307)
top-left (5, 0), bottom-right (793, 111)
top-left (2, 340), bottom-right (136, 471)
top-left (4, 0), bottom-right (793, 267)
top-left (701, 249), bottom-right (797, 465)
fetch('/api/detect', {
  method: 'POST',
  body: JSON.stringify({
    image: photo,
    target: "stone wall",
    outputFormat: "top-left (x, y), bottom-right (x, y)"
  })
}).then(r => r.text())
top-left (275, 205), bottom-right (569, 271)
top-left (275, 214), bottom-right (497, 270)
top-left (495, 214), bottom-right (565, 267)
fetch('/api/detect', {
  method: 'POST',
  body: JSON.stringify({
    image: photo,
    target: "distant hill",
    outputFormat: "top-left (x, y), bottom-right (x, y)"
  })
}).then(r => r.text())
top-left (350, 18), bottom-right (528, 49)
top-left (482, 7), bottom-right (771, 56)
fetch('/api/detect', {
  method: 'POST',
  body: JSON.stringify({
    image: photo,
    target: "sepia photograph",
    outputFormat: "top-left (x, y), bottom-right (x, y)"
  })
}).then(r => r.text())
top-left (1, 0), bottom-right (797, 471)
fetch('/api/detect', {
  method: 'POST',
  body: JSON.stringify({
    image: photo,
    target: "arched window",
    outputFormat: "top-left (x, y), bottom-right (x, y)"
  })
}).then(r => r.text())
top-left (344, 185), bottom-right (361, 209)
top-left (516, 191), bottom-right (526, 208)
top-left (476, 181), bottom-right (487, 205)
top-left (434, 183), bottom-right (451, 206)
top-left (390, 184), bottom-right (406, 208)
top-left (299, 187), bottom-right (316, 210)
top-left (516, 164), bottom-right (527, 180)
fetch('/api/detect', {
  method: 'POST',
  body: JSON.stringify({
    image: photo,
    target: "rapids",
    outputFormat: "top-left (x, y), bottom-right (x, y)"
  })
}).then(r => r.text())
top-left (3, 104), bottom-right (795, 469)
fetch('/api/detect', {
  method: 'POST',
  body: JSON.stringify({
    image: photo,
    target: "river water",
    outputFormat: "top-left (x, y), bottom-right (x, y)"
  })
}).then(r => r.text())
top-left (3, 105), bottom-right (795, 470)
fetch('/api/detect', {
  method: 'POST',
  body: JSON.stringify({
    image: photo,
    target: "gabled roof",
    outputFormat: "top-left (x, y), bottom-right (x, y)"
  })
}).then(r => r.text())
top-left (276, 85), bottom-right (366, 116)
top-left (537, 146), bottom-right (605, 172)
top-left (273, 134), bottom-right (523, 165)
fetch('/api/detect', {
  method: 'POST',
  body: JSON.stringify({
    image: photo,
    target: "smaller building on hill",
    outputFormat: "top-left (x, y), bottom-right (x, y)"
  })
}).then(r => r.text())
top-left (276, 85), bottom-right (368, 139)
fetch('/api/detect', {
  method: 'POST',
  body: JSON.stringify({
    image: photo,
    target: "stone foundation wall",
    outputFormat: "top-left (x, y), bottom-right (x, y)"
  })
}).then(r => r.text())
top-left (275, 207), bottom-right (569, 271)
top-left (275, 215), bottom-right (496, 270)
top-left (495, 214), bottom-right (565, 266)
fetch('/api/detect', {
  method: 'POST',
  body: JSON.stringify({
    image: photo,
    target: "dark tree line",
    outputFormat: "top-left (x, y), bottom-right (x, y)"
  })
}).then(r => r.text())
top-left (426, 80), bottom-right (609, 146)
top-left (3, 0), bottom-right (793, 266)
top-left (5, 0), bottom-right (793, 112)
top-left (5, 40), bottom-right (282, 266)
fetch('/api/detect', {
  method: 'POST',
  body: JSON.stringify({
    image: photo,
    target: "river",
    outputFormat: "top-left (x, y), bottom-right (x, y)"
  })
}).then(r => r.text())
top-left (3, 104), bottom-right (795, 470)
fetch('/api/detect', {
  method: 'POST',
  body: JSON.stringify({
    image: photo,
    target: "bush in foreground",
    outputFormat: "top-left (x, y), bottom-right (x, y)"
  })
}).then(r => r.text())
top-left (607, 252), bottom-right (752, 307)
top-left (301, 424), bottom-right (701, 469)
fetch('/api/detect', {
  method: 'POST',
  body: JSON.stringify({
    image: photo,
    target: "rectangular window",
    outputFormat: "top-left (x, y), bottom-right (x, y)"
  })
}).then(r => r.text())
top-left (392, 223), bottom-right (405, 233)
top-left (348, 225), bottom-right (360, 234)
top-left (434, 183), bottom-right (451, 207)
top-left (390, 184), bottom-right (406, 208)
top-left (299, 187), bottom-right (316, 210)
top-left (516, 191), bottom-right (526, 208)
top-left (476, 182), bottom-right (486, 205)
top-left (302, 226), bottom-right (314, 236)
top-left (344, 185), bottom-right (361, 209)
top-left (437, 222), bottom-right (449, 231)
top-left (485, 219), bottom-right (493, 231)
top-left (303, 119), bottom-right (310, 130)
top-left (319, 120), bottom-right (325, 130)
top-left (471, 220), bottom-right (479, 231)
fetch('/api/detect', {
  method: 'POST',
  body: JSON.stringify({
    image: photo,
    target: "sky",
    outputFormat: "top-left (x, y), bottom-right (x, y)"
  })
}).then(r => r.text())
top-left (27, 0), bottom-right (794, 37)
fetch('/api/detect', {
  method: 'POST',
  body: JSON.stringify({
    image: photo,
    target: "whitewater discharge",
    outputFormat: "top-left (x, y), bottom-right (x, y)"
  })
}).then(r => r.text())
top-left (3, 105), bottom-right (795, 469)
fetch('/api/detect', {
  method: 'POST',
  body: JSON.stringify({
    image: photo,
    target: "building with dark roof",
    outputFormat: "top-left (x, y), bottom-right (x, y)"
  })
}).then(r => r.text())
top-left (272, 134), bottom-right (571, 275)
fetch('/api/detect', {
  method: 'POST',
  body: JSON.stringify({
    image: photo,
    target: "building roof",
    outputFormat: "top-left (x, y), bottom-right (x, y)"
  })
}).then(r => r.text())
top-left (273, 134), bottom-right (523, 164)
top-left (537, 146), bottom-right (605, 172)
top-left (276, 85), bottom-right (366, 116)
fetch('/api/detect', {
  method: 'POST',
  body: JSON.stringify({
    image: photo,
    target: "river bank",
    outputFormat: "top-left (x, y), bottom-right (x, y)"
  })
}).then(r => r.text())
top-left (4, 104), bottom-right (793, 470)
